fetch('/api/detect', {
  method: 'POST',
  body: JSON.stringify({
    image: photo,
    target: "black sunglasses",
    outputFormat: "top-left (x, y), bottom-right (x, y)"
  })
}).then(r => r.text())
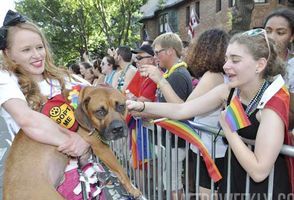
top-left (136, 55), bottom-right (152, 61)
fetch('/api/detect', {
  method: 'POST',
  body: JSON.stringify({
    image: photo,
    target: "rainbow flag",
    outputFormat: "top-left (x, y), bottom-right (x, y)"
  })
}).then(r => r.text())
top-left (154, 119), bottom-right (222, 182)
top-left (131, 128), bottom-right (138, 169)
top-left (136, 118), bottom-right (151, 169)
top-left (128, 117), bottom-right (151, 169)
top-left (126, 115), bottom-right (138, 169)
top-left (225, 96), bottom-right (251, 132)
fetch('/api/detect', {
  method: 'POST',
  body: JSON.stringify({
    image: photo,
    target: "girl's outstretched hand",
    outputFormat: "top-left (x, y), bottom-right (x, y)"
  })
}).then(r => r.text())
top-left (126, 100), bottom-right (144, 112)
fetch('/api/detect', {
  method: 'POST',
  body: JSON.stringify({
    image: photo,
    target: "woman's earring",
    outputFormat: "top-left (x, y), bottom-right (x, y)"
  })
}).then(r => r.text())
top-left (255, 69), bottom-right (259, 74)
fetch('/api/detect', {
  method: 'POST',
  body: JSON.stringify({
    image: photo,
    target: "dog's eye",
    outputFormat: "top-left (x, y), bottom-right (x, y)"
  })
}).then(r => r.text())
top-left (116, 103), bottom-right (126, 113)
top-left (95, 108), bottom-right (107, 118)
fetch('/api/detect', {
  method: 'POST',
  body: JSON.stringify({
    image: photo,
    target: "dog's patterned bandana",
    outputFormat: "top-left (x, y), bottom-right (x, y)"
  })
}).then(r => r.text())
top-left (40, 86), bottom-right (81, 132)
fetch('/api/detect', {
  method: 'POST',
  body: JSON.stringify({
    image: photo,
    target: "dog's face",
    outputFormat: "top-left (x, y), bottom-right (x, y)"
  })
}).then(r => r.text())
top-left (74, 86), bottom-right (128, 141)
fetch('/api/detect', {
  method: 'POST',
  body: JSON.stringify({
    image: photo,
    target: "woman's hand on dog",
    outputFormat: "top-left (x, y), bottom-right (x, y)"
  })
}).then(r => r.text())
top-left (57, 127), bottom-right (90, 157)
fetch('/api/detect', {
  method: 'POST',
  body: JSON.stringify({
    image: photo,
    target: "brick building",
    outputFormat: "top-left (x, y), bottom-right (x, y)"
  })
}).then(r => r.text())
top-left (140, 0), bottom-right (293, 42)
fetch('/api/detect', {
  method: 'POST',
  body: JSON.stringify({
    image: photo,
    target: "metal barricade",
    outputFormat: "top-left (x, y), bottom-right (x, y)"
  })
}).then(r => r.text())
top-left (111, 118), bottom-right (294, 200)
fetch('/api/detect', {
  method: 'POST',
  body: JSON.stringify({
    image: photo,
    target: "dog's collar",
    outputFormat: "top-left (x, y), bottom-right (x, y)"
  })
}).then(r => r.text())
top-left (88, 129), bottom-right (109, 145)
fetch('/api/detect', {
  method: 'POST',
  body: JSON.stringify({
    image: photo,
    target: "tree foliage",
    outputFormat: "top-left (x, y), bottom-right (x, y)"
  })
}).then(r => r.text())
top-left (230, 0), bottom-right (255, 34)
top-left (16, 0), bottom-right (143, 65)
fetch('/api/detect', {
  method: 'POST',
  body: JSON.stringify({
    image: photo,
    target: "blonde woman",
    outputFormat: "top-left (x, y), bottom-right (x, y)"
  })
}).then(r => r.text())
top-left (0, 10), bottom-right (90, 198)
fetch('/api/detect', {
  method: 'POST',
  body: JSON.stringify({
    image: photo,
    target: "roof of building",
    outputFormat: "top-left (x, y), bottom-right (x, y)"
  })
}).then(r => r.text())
top-left (140, 0), bottom-right (185, 20)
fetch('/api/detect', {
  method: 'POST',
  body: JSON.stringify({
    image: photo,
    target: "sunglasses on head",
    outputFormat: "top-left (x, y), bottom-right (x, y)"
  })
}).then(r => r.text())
top-left (242, 28), bottom-right (271, 61)
top-left (136, 55), bottom-right (152, 61)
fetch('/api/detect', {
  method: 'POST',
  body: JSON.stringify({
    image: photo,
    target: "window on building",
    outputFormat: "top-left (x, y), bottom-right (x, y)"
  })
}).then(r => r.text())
top-left (228, 0), bottom-right (236, 7)
top-left (254, 0), bottom-right (267, 3)
top-left (195, 1), bottom-right (200, 19)
top-left (186, 6), bottom-right (190, 26)
top-left (159, 11), bottom-right (178, 34)
top-left (159, 14), bottom-right (168, 33)
top-left (216, 0), bottom-right (221, 12)
top-left (169, 10), bottom-right (178, 32)
top-left (278, 0), bottom-right (286, 4)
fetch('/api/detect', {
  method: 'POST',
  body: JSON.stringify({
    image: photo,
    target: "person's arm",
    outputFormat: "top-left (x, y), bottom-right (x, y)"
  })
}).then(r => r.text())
top-left (187, 71), bottom-right (224, 101)
top-left (3, 98), bottom-right (89, 156)
top-left (127, 83), bottom-right (228, 120)
top-left (141, 64), bottom-right (183, 103)
top-left (123, 67), bottom-right (137, 92)
top-left (82, 51), bottom-right (90, 63)
top-left (71, 74), bottom-right (91, 85)
top-left (157, 78), bottom-right (184, 103)
top-left (97, 74), bottom-right (106, 85)
top-left (219, 108), bottom-right (284, 182)
top-left (107, 48), bottom-right (116, 57)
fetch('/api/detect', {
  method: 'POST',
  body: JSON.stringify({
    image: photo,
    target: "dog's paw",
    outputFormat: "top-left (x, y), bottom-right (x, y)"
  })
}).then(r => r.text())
top-left (135, 195), bottom-right (147, 200)
top-left (129, 187), bottom-right (142, 198)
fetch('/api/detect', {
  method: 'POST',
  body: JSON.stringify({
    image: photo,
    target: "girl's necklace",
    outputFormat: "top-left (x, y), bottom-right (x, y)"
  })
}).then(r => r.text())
top-left (238, 80), bottom-right (269, 116)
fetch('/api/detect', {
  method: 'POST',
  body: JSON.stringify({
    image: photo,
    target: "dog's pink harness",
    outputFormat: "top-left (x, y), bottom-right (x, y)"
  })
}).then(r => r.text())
top-left (57, 160), bottom-right (106, 200)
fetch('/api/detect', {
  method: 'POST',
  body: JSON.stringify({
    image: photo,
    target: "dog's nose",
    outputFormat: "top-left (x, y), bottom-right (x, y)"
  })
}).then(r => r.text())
top-left (110, 120), bottom-right (125, 134)
top-left (105, 120), bottom-right (128, 140)
top-left (112, 126), bottom-right (124, 134)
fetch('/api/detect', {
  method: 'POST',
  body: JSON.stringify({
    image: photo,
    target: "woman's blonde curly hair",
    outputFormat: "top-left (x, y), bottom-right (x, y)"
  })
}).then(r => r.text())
top-left (2, 21), bottom-right (70, 111)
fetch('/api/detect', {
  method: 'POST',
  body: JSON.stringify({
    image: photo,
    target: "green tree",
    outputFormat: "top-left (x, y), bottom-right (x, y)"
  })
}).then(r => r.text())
top-left (16, 0), bottom-right (143, 65)
top-left (91, 0), bottom-right (143, 47)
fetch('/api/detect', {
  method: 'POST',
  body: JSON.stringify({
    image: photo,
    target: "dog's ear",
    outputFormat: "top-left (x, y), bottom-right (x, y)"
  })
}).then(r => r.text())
top-left (75, 96), bottom-right (93, 131)
top-left (78, 86), bottom-right (95, 103)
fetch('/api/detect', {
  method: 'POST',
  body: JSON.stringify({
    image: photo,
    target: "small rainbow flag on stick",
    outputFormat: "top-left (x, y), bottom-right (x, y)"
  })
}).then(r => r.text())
top-left (225, 96), bottom-right (251, 132)
top-left (154, 119), bottom-right (222, 182)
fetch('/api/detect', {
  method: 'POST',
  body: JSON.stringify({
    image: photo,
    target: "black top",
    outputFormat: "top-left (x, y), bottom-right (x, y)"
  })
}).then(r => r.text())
top-left (157, 66), bottom-right (193, 148)
top-left (218, 90), bottom-right (291, 199)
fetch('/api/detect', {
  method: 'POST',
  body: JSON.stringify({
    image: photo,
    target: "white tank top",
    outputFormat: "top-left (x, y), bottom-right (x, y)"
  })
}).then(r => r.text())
top-left (190, 75), bottom-right (228, 158)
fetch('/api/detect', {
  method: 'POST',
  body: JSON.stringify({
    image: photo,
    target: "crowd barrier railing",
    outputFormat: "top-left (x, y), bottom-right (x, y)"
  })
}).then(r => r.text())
top-left (110, 118), bottom-right (294, 200)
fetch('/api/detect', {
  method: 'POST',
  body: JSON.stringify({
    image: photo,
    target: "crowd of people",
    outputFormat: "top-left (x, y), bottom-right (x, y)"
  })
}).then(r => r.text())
top-left (0, 6), bottom-right (293, 200)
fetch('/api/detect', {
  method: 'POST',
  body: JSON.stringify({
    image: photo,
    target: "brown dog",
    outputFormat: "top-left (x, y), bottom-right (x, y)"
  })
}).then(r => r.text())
top-left (3, 86), bottom-right (142, 199)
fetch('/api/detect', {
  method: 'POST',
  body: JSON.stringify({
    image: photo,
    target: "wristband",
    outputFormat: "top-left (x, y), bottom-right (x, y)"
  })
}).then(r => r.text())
top-left (138, 102), bottom-right (145, 112)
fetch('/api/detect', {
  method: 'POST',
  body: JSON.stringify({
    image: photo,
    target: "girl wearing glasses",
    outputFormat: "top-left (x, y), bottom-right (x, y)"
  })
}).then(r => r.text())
top-left (127, 31), bottom-right (293, 199)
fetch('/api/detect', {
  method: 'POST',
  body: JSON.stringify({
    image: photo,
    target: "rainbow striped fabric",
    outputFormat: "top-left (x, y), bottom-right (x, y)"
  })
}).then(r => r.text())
top-left (281, 85), bottom-right (289, 96)
top-left (131, 128), bottom-right (138, 169)
top-left (154, 119), bottom-right (222, 182)
top-left (225, 96), bottom-right (251, 132)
